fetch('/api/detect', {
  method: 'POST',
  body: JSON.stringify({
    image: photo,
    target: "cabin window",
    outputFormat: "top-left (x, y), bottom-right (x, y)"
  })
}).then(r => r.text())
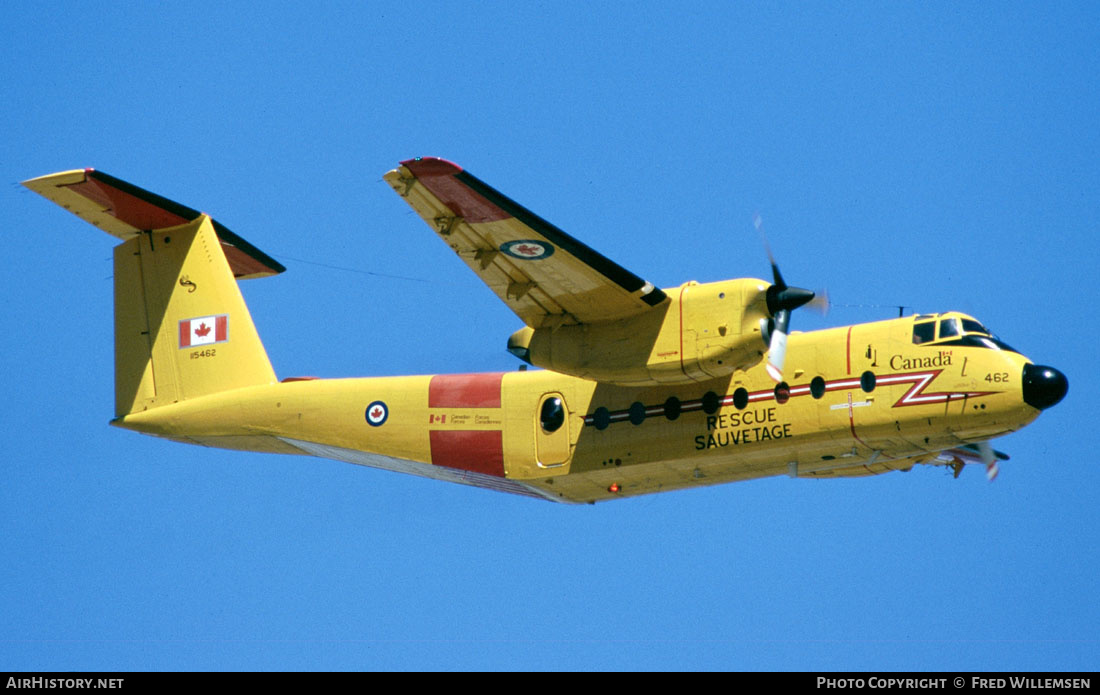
top-left (702, 391), bottom-right (720, 414)
top-left (540, 397), bottom-right (565, 433)
top-left (810, 376), bottom-right (826, 399)
top-left (628, 401), bottom-right (646, 425)
top-left (860, 371), bottom-right (877, 393)
top-left (663, 396), bottom-right (681, 421)
top-left (592, 407), bottom-right (611, 431)
top-left (774, 382), bottom-right (790, 404)
top-left (732, 388), bottom-right (749, 409)
top-left (938, 318), bottom-right (959, 339)
top-left (912, 321), bottom-right (935, 344)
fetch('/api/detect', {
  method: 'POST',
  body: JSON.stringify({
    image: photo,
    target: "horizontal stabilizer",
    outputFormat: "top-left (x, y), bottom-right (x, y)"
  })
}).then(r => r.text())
top-left (23, 169), bottom-right (285, 280)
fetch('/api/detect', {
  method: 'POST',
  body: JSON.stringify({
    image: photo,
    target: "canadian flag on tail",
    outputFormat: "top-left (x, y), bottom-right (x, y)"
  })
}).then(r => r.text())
top-left (179, 315), bottom-right (228, 348)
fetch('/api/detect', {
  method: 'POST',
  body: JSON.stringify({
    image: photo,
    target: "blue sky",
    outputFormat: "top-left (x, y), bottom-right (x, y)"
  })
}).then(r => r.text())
top-left (3, 2), bottom-right (1097, 671)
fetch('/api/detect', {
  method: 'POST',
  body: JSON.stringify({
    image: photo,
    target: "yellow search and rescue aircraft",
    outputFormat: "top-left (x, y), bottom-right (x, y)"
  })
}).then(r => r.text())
top-left (23, 158), bottom-right (1068, 503)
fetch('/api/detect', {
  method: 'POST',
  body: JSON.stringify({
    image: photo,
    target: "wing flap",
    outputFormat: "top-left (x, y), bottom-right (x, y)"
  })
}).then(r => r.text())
top-left (385, 158), bottom-right (667, 327)
top-left (23, 169), bottom-right (285, 280)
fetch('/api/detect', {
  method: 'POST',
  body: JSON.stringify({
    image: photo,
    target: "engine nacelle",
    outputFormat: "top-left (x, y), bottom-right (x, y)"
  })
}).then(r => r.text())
top-left (507, 278), bottom-right (774, 385)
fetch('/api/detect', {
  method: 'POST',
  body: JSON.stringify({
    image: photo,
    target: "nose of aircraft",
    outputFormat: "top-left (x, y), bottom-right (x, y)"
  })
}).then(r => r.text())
top-left (1022, 364), bottom-right (1068, 410)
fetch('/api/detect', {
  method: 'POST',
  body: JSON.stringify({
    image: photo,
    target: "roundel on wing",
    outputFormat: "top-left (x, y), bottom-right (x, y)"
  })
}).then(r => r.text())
top-left (500, 239), bottom-right (554, 260)
top-left (365, 400), bottom-right (389, 427)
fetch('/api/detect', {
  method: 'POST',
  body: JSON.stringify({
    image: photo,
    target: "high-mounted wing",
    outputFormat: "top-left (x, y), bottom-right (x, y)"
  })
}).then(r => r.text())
top-left (22, 169), bottom-right (284, 280)
top-left (384, 158), bottom-right (667, 328)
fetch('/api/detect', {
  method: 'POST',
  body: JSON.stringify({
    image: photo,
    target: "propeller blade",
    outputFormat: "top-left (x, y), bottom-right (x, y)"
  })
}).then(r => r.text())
top-left (766, 309), bottom-right (790, 382)
top-left (805, 287), bottom-right (830, 317)
top-left (754, 213), bottom-right (786, 289)
top-left (754, 213), bottom-right (817, 382)
top-left (977, 440), bottom-right (999, 481)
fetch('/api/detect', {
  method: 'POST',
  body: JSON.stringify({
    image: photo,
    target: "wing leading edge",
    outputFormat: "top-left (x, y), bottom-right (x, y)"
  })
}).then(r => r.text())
top-left (384, 158), bottom-right (667, 329)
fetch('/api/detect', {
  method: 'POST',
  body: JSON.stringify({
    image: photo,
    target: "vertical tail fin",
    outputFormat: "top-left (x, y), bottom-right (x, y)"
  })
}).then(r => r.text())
top-left (23, 169), bottom-right (282, 417)
top-left (114, 215), bottom-right (276, 416)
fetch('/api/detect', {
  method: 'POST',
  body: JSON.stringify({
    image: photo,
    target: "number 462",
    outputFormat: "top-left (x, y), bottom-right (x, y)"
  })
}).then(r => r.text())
top-left (985, 372), bottom-right (1009, 383)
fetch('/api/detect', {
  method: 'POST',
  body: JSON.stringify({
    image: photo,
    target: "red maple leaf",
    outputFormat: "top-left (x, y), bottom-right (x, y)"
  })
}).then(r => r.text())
top-left (195, 322), bottom-right (211, 337)
top-left (514, 244), bottom-right (540, 256)
top-left (371, 407), bottom-right (383, 419)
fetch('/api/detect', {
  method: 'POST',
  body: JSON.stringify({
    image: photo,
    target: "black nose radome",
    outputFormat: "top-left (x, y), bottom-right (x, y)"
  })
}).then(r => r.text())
top-left (1022, 364), bottom-right (1068, 410)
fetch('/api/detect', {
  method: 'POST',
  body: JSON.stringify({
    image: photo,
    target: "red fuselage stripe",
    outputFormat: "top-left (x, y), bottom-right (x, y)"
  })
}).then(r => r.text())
top-left (428, 373), bottom-right (504, 408)
top-left (429, 430), bottom-right (505, 477)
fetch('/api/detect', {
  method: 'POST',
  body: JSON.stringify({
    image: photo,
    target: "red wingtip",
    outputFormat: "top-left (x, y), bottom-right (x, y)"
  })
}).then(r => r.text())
top-left (401, 157), bottom-right (463, 177)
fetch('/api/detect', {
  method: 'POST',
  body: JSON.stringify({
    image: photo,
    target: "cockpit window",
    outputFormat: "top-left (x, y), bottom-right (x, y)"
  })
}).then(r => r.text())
top-left (913, 321), bottom-right (935, 344)
top-left (983, 336), bottom-right (1017, 352)
top-left (936, 335), bottom-right (1019, 353)
top-left (911, 315), bottom-right (1018, 353)
top-left (938, 318), bottom-right (959, 339)
top-left (961, 319), bottom-right (989, 335)
top-left (912, 315), bottom-right (1016, 352)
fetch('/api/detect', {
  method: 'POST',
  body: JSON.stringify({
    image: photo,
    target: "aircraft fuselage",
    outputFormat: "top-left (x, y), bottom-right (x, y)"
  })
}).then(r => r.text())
top-left (115, 310), bottom-right (1054, 503)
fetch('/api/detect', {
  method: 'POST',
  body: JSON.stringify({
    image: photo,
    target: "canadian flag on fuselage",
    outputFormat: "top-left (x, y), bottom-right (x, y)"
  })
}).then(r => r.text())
top-left (179, 315), bottom-right (228, 348)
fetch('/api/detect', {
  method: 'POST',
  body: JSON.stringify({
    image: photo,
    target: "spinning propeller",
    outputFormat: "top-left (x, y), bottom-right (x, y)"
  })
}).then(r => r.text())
top-left (755, 215), bottom-right (823, 382)
top-left (976, 440), bottom-right (1000, 481)
top-left (948, 442), bottom-right (1005, 481)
